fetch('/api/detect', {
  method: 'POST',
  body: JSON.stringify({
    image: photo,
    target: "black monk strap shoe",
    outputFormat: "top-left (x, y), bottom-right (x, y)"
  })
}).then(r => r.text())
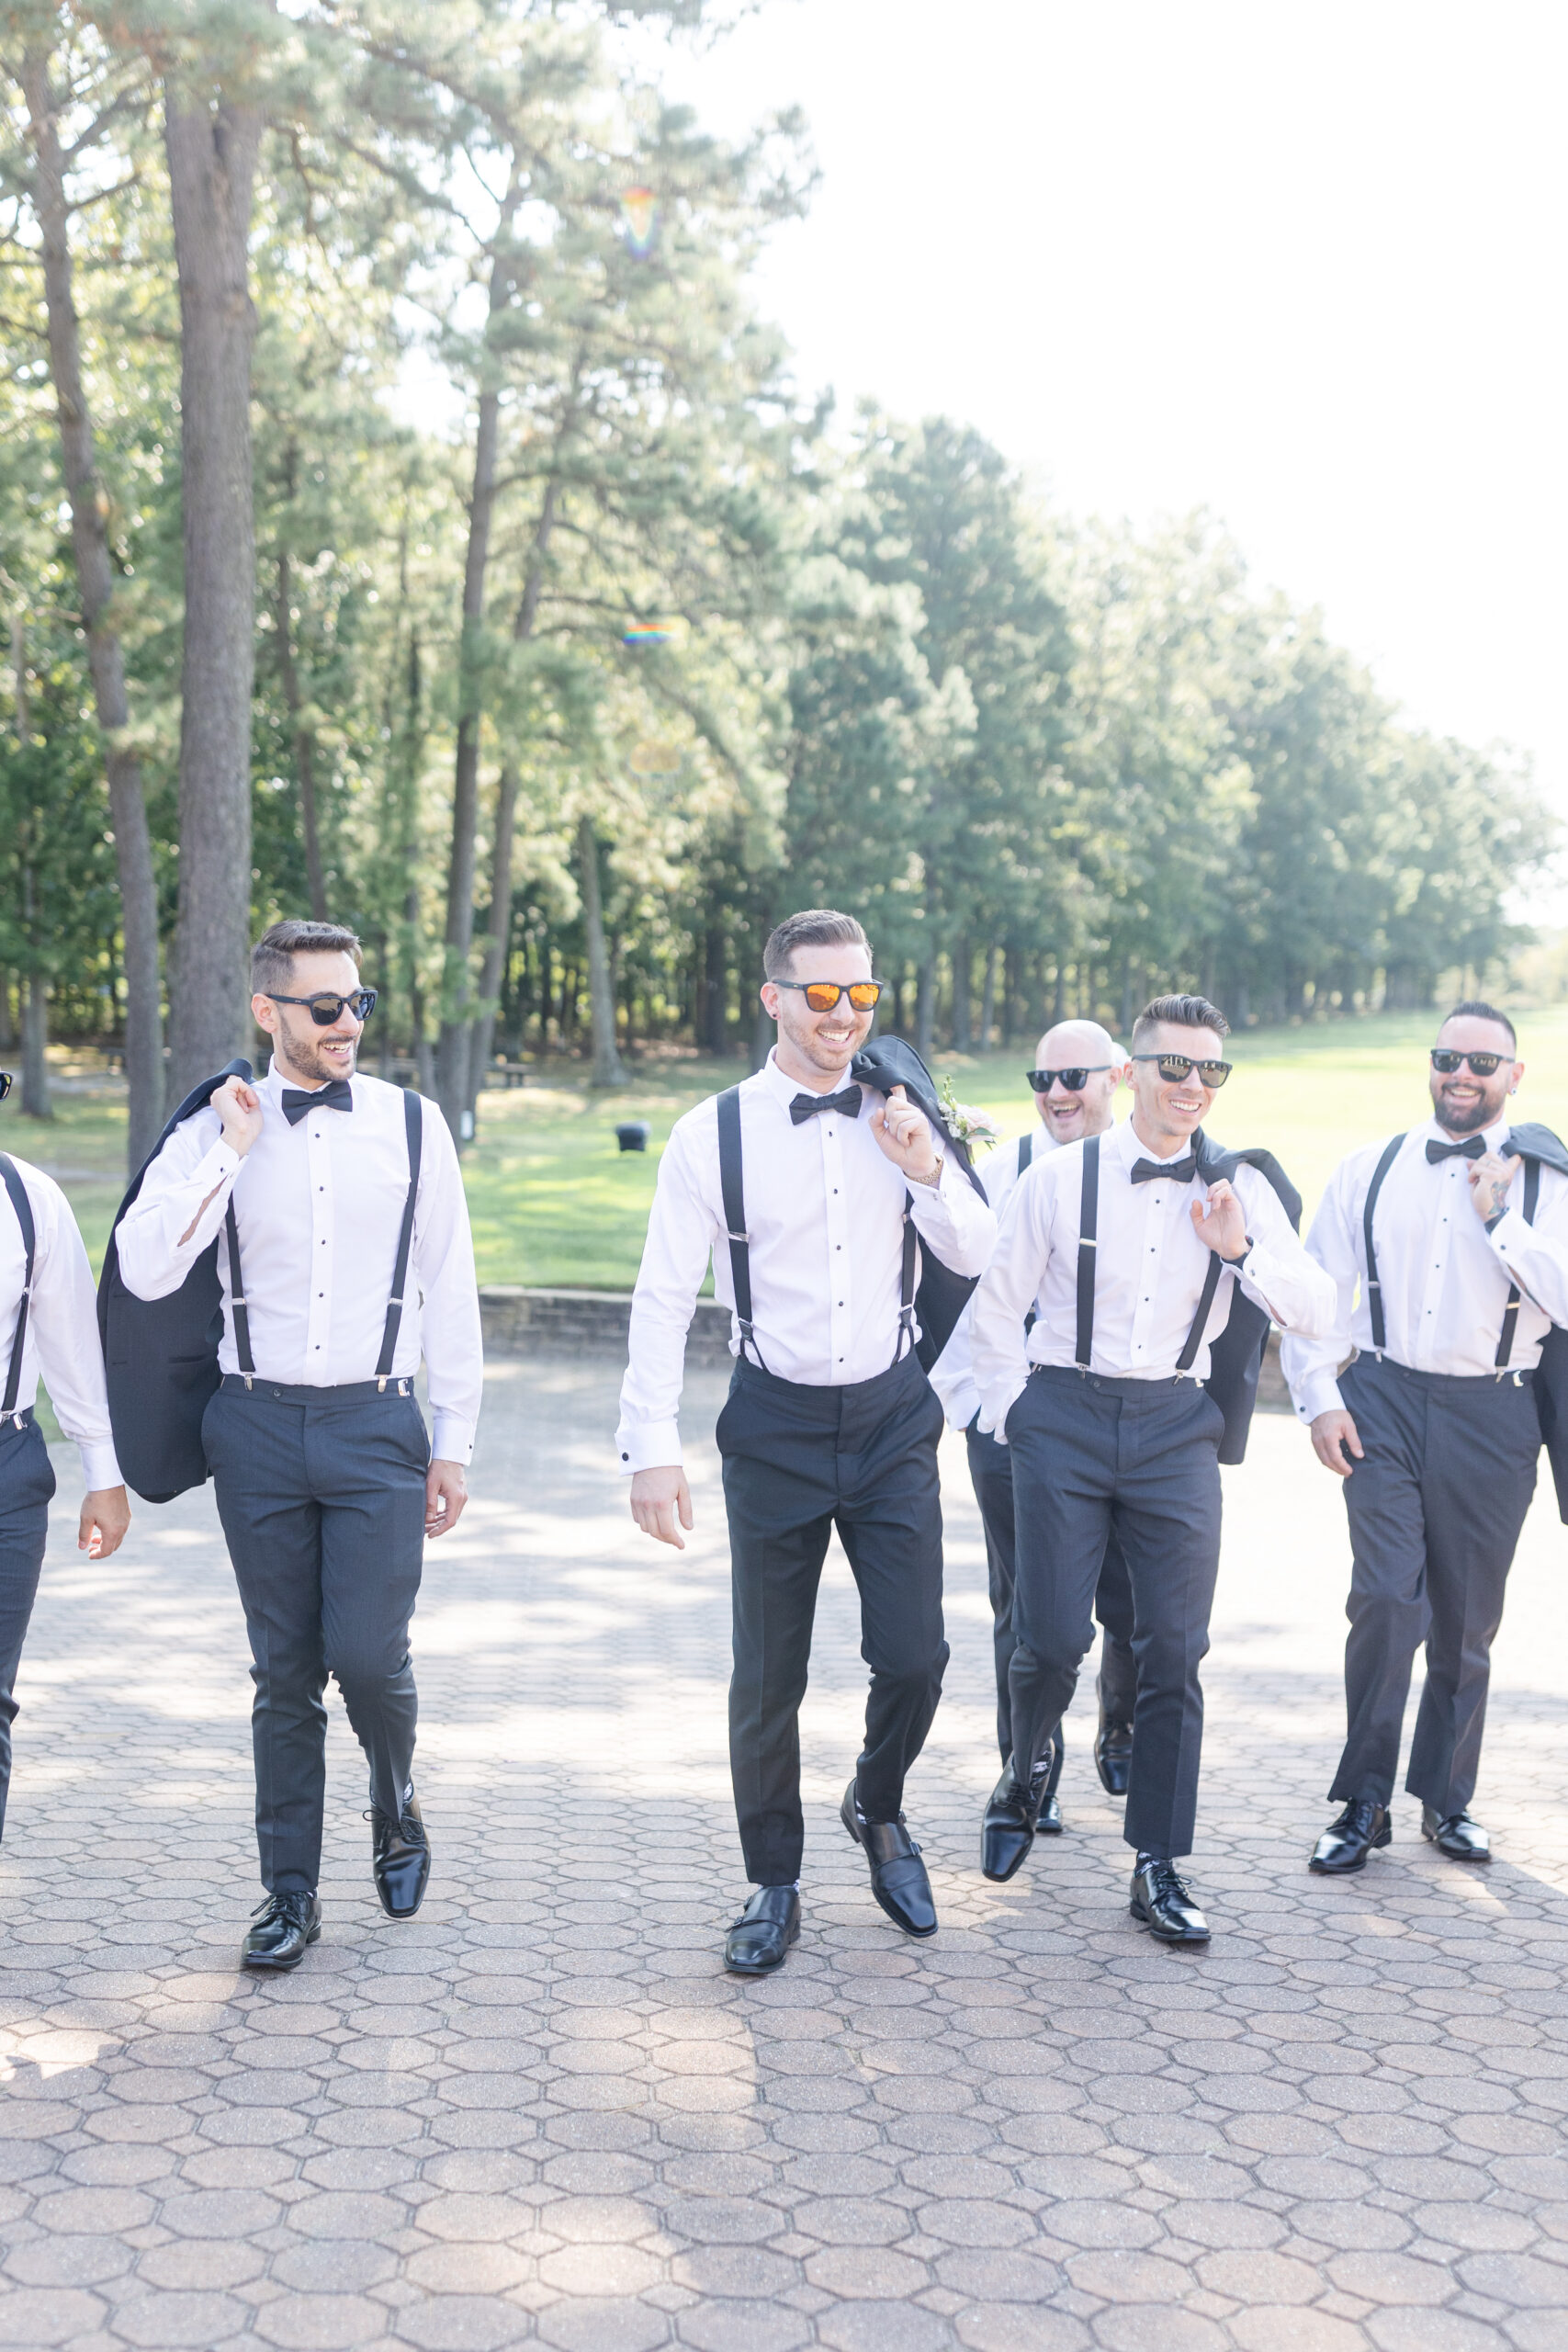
top-left (1309, 1799), bottom-right (1392, 1874)
top-left (1094, 1713), bottom-right (1134, 1797)
top-left (840, 1781), bottom-right (938, 1937)
top-left (1422, 1805), bottom-right (1491, 1863)
top-left (370, 1793), bottom-right (431, 1918)
top-left (724, 1885), bottom-right (800, 1974)
top-left (980, 1750), bottom-right (1054, 1883)
top-left (1129, 1859), bottom-right (1211, 1946)
top-left (243, 1890), bottom-right (321, 1972)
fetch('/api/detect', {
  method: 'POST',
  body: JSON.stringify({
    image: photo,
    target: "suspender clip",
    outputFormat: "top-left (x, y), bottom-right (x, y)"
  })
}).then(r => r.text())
top-left (378, 1375), bottom-right (387, 1393)
top-left (726, 1228), bottom-right (749, 1244)
top-left (243, 1374), bottom-right (253, 1391)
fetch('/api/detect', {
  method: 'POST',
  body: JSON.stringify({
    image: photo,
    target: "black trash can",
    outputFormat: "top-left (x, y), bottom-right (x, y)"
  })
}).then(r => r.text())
top-left (615, 1121), bottom-right (651, 1153)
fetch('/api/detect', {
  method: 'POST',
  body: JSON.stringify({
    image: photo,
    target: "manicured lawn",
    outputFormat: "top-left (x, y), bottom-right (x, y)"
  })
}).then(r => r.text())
top-left (11, 1006), bottom-right (1568, 1294)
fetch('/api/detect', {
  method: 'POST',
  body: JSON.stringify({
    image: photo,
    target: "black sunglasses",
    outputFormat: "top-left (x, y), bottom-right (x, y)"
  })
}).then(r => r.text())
top-left (1431, 1049), bottom-right (1509, 1078)
top-left (1026, 1064), bottom-right (1115, 1093)
top-left (773, 978), bottom-right (886, 1013)
top-left (0, 1071), bottom-right (10, 1102)
top-left (265, 988), bottom-right (378, 1027)
top-left (1131, 1052), bottom-right (1233, 1088)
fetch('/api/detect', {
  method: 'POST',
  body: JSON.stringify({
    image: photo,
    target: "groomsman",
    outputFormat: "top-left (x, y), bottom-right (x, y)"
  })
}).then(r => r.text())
top-left (930, 1022), bottom-right (1137, 1836)
top-left (1282, 1002), bottom-right (1568, 1874)
top-left (0, 1072), bottom-right (130, 1838)
top-left (972, 994), bottom-right (1335, 1942)
top-left (118, 921), bottom-right (482, 1971)
top-left (620, 910), bottom-right (996, 1974)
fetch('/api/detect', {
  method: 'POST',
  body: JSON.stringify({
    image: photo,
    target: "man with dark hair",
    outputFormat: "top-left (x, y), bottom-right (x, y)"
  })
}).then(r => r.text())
top-left (0, 1073), bottom-right (130, 1844)
top-left (1284, 1003), bottom-right (1568, 1875)
top-left (118, 921), bottom-right (482, 1970)
top-left (620, 909), bottom-right (995, 1973)
top-left (972, 993), bottom-right (1335, 1941)
top-left (931, 1019), bottom-right (1139, 1834)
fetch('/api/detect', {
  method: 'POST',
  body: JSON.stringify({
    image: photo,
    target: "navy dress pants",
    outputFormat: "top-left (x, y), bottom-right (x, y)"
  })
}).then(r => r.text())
top-left (0, 1415), bottom-right (54, 1841)
top-left (964, 1415), bottom-right (1137, 1773)
top-left (1332, 1355), bottom-right (1540, 1815)
top-left (203, 1377), bottom-right (431, 1895)
top-left (1005, 1367), bottom-right (1225, 1860)
top-left (716, 1351), bottom-right (948, 1886)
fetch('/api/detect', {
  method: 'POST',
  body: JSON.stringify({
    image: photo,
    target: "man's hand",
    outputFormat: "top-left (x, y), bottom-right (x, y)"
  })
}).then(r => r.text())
top-left (869, 1085), bottom-right (942, 1185)
top-left (1310, 1409), bottom-right (1364, 1477)
top-left (1468, 1151), bottom-right (1519, 1225)
top-left (425, 1458), bottom-right (468, 1537)
top-left (630, 1464), bottom-right (694, 1549)
top-left (1191, 1177), bottom-right (1248, 1261)
top-left (210, 1077), bottom-right (264, 1159)
top-left (79, 1486), bottom-right (130, 1560)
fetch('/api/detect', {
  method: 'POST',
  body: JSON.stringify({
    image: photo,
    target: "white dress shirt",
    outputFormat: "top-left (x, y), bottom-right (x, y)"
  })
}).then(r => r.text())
top-left (116, 1065), bottom-right (483, 1464)
top-left (1280, 1115), bottom-right (1568, 1426)
top-left (972, 1115), bottom-right (1337, 1438)
top-left (0, 1155), bottom-right (120, 1489)
top-left (615, 1049), bottom-right (998, 1472)
top-left (930, 1125), bottom-right (1057, 1431)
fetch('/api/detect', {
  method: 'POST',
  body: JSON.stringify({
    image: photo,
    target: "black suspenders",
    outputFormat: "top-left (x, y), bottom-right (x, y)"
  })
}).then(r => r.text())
top-left (716, 1083), bottom-right (917, 1374)
top-left (1495, 1158), bottom-right (1540, 1370)
top-left (1074, 1136), bottom-right (1226, 1377)
top-left (1017, 1131), bottom-right (1033, 1181)
top-left (0, 1154), bottom-right (36, 1425)
top-left (224, 1089), bottom-right (423, 1387)
top-left (1361, 1129), bottom-right (1540, 1372)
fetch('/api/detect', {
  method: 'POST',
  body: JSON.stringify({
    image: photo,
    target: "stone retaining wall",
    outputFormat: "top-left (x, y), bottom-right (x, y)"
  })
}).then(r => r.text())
top-left (479, 1286), bottom-right (1294, 1408)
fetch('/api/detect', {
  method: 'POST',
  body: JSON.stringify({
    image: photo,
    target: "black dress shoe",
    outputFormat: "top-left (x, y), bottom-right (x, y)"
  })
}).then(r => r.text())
top-left (980, 1750), bottom-right (1053, 1883)
top-left (724, 1885), bottom-right (800, 1973)
top-left (1422, 1805), bottom-right (1491, 1862)
top-left (243, 1890), bottom-right (321, 1972)
top-left (1094, 1715), bottom-right (1134, 1796)
top-left (840, 1782), bottom-right (937, 1936)
top-left (1129, 1858), bottom-right (1210, 1945)
top-left (370, 1792), bottom-right (431, 1917)
top-left (1309, 1798), bottom-right (1391, 1873)
top-left (1036, 1792), bottom-right (1064, 1835)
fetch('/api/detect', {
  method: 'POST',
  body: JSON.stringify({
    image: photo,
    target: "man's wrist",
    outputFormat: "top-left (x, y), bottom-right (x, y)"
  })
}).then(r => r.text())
top-left (1221, 1232), bottom-right (1253, 1266)
top-left (1485, 1205), bottom-right (1509, 1235)
top-left (909, 1152), bottom-right (943, 1189)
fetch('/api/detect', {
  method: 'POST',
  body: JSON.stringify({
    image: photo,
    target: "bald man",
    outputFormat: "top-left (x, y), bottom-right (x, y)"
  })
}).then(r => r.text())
top-left (931, 1023), bottom-right (1139, 1843)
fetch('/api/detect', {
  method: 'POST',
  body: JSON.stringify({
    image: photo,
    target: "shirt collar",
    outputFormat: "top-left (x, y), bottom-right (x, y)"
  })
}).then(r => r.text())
top-left (758, 1046), bottom-right (861, 1113)
top-left (262, 1058), bottom-right (355, 1103)
top-left (1417, 1113), bottom-right (1509, 1152)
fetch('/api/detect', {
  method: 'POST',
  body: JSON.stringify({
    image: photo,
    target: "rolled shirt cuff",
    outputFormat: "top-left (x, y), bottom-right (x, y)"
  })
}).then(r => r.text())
top-left (615, 1418), bottom-right (682, 1475)
top-left (430, 1412), bottom-right (475, 1466)
top-left (1489, 1205), bottom-right (1531, 1259)
top-left (77, 1440), bottom-right (124, 1492)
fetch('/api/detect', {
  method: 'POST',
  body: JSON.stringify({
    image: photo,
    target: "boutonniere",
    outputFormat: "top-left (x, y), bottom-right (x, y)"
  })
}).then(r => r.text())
top-left (939, 1077), bottom-right (1000, 1151)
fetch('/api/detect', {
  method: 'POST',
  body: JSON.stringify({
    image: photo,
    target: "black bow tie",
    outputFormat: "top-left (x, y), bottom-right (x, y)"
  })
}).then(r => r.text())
top-left (1427, 1136), bottom-right (1487, 1164)
top-left (789, 1084), bottom-right (862, 1125)
top-left (1131, 1154), bottom-right (1198, 1185)
top-left (280, 1078), bottom-right (355, 1126)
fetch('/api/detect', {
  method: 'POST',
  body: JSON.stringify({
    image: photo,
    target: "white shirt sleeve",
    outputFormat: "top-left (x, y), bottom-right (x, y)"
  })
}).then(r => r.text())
top-left (1230, 1167), bottom-right (1339, 1340)
top-left (1488, 1177), bottom-right (1568, 1326)
top-left (906, 1152), bottom-right (998, 1278)
top-left (1279, 1163), bottom-right (1359, 1423)
top-left (971, 1165), bottom-right (1050, 1442)
top-left (28, 1177), bottom-right (122, 1490)
top-left (615, 1119), bottom-right (721, 1476)
top-left (116, 1111), bottom-right (239, 1301)
top-left (412, 1102), bottom-right (484, 1465)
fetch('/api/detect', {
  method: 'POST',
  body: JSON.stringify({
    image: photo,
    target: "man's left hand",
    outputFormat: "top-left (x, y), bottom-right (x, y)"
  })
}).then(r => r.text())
top-left (1468, 1151), bottom-right (1519, 1225)
top-left (79, 1486), bottom-right (130, 1561)
top-left (1191, 1177), bottom-right (1248, 1261)
top-left (425, 1459), bottom-right (468, 1537)
top-left (870, 1085), bottom-right (942, 1185)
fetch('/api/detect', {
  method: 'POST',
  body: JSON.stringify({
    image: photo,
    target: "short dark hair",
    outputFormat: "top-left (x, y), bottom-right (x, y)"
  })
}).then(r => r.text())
top-left (763, 909), bottom-right (869, 981)
top-left (1131, 992), bottom-right (1231, 1053)
top-left (1440, 1000), bottom-right (1517, 1051)
top-left (252, 919), bottom-right (362, 999)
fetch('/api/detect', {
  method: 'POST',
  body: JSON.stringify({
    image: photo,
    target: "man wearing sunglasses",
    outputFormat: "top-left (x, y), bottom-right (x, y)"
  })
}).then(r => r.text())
top-left (619, 909), bottom-right (996, 1973)
top-left (117, 921), bottom-right (482, 1971)
top-left (971, 994), bottom-right (1335, 1943)
top-left (1282, 1001), bottom-right (1568, 1878)
top-left (929, 1022), bottom-right (1140, 1831)
top-left (0, 1071), bottom-right (130, 1849)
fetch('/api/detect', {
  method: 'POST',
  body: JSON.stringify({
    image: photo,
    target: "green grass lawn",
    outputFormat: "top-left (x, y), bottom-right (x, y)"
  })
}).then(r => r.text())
top-left (12, 1007), bottom-right (1568, 1293)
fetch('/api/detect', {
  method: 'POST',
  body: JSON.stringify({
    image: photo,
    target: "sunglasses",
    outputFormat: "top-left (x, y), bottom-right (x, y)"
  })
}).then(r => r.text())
top-left (1430, 1049), bottom-right (1509, 1078)
top-left (0, 1072), bottom-right (10, 1102)
top-left (1026, 1065), bottom-right (1114, 1093)
top-left (773, 979), bottom-right (886, 1014)
top-left (1131, 1052), bottom-right (1233, 1088)
top-left (265, 988), bottom-right (378, 1027)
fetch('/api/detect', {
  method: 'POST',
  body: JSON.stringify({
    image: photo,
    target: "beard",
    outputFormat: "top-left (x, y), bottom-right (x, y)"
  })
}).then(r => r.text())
top-left (276, 1019), bottom-right (357, 1087)
top-left (1433, 1087), bottom-right (1501, 1136)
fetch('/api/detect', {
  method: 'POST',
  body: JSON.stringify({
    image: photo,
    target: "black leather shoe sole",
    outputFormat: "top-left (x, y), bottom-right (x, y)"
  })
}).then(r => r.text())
top-left (243, 1920), bottom-right (321, 1973)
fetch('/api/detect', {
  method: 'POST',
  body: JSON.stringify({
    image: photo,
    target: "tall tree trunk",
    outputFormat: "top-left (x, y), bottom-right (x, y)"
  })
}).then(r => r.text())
top-left (704, 926), bottom-right (728, 1057)
top-left (164, 81), bottom-right (264, 1099)
top-left (580, 816), bottom-right (626, 1089)
top-left (0, 975), bottom-right (12, 1053)
top-left (274, 531), bottom-right (328, 920)
top-left (434, 182), bottom-right (522, 1140)
top-left (22, 49), bottom-right (163, 1164)
top-left (952, 935), bottom-right (973, 1052)
top-left (1120, 956), bottom-right (1135, 1040)
top-left (21, 975), bottom-right (50, 1121)
top-left (915, 947), bottom-right (934, 1065)
top-left (979, 944), bottom-right (998, 1051)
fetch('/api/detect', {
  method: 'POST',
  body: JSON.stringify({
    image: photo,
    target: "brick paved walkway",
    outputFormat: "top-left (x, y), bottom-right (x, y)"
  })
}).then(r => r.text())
top-left (3, 1358), bottom-right (1568, 2351)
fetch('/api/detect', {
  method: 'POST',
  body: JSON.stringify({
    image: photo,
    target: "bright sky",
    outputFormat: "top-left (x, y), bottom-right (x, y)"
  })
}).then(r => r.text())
top-left (651, 0), bottom-right (1568, 889)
